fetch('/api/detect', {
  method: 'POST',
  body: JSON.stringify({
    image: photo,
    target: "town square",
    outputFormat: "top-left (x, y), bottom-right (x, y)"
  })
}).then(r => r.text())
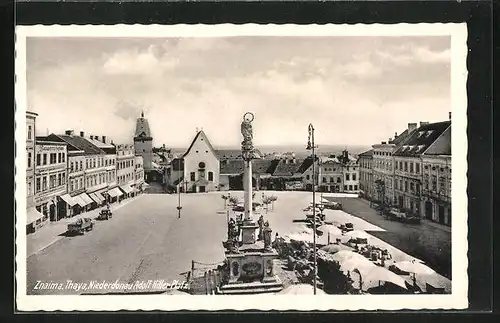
top-left (17, 24), bottom-right (467, 309)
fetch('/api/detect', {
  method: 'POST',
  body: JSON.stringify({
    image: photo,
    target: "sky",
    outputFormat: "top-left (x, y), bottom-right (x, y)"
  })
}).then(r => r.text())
top-left (27, 36), bottom-right (451, 148)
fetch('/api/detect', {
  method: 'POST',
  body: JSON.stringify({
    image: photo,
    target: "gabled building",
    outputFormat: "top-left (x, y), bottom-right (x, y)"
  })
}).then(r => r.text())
top-left (393, 120), bottom-right (451, 219)
top-left (170, 130), bottom-right (220, 193)
top-left (315, 156), bottom-right (342, 193)
top-left (339, 150), bottom-right (360, 193)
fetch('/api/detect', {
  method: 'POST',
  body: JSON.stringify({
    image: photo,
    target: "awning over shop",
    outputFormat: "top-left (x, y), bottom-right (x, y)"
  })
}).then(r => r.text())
top-left (59, 194), bottom-right (78, 207)
top-left (26, 208), bottom-right (44, 226)
top-left (77, 193), bottom-right (93, 206)
top-left (142, 183), bottom-right (150, 187)
top-left (71, 195), bottom-right (87, 207)
top-left (89, 193), bottom-right (102, 204)
top-left (108, 187), bottom-right (123, 198)
top-left (119, 185), bottom-right (134, 194)
top-left (94, 192), bottom-right (105, 203)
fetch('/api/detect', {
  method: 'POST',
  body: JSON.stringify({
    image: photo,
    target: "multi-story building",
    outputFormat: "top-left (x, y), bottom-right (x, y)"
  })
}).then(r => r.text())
top-left (372, 142), bottom-right (396, 204)
top-left (46, 131), bottom-right (109, 212)
top-left (134, 112), bottom-right (153, 172)
top-left (26, 111), bottom-right (38, 209)
top-left (116, 144), bottom-right (136, 198)
top-left (393, 121), bottom-right (451, 219)
top-left (171, 130), bottom-right (220, 193)
top-left (317, 156), bottom-right (342, 193)
top-left (338, 150), bottom-right (360, 194)
top-left (63, 148), bottom-right (87, 216)
top-left (301, 156), bottom-right (320, 192)
top-left (357, 149), bottom-right (374, 200)
top-left (86, 135), bottom-right (117, 204)
top-left (421, 150), bottom-right (451, 225)
top-left (134, 155), bottom-right (145, 192)
top-left (34, 138), bottom-right (68, 222)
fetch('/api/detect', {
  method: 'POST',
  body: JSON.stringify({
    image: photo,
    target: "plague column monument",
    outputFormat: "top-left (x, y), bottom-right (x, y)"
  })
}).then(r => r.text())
top-left (218, 112), bottom-right (283, 294)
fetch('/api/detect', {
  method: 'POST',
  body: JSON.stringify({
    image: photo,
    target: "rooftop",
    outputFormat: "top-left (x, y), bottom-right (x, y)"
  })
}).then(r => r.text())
top-left (393, 121), bottom-right (451, 157)
top-left (47, 134), bottom-right (105, 155)
top-left (134, 112), bottom-right (152, 139)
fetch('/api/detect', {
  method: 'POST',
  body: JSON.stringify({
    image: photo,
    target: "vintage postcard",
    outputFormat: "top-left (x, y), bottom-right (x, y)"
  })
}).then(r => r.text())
top-left (15, 23), bottom-right (468, 311)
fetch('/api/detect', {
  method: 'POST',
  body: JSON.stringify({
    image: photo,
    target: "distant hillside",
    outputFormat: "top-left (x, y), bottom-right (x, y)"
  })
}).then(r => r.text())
top-left (167, 144), bottom-right (371, 158)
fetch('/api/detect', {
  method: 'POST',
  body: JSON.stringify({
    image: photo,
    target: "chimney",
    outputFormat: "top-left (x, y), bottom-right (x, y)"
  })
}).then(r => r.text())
top-left (102, 136), bottom-right (106, 143)
top-left (80, 131), bottom-right (85, 137)
top-left (65, 129), bottom-right (74, 136)
top-left (381, 141), bottom-right (387, 145)
top-left (394, 132), bottom-right (398, 138)
top-left (420, 121), bottom-right (429, 127)
top-left (94, 135), bottom-right (99, 141)
top-left (408, 123), bottom-right (418, 133)
top-left (90, 135), bottom-right (94, 140)
top-left (449, 111), bottom-right (451, 120)
top-left (388, 138), bottom-right (392, 142)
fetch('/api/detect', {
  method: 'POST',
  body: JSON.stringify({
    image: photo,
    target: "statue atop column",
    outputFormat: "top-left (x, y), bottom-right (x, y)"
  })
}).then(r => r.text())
top-left (241, 112), bottom-right (256, 161)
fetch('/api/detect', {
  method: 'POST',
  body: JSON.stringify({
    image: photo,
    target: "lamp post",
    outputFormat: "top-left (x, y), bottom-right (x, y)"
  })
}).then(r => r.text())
top-left (307, 123), bottom-right (318, 295)
top-left (177, 182), bottom-right (182, 218)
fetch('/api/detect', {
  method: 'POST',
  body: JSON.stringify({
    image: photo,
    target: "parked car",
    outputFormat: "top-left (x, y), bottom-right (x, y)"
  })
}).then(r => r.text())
top-left (97, 209), bottom-right (113, 220)
top-left (67, 218), bottom-right (95, 235)
top-left (323, 201), bottom-right (342, 210)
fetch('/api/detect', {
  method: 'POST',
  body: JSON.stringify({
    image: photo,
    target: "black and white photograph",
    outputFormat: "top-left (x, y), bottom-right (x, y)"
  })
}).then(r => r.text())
top-left (15, 24), bottom-right (468, 311)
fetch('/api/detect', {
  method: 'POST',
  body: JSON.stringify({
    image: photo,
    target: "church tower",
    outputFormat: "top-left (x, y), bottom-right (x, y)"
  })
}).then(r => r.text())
top-left (134, 111), bottom-right (153, 171)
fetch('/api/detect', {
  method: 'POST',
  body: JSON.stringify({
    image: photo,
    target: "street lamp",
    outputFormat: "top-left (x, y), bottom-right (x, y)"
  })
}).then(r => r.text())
top-left (306, 123), bottom-right (318, 295)
top-left (177, 182), bottom-right (183, 218)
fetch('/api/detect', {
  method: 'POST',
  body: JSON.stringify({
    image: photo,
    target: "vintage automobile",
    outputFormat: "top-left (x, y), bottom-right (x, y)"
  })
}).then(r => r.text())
top-left (322, 201), bottom-right (342, 210)
top-left (67, 217), bottom-right (95, 235)
top-left (338, 222), bottom-right (354, 232)
top-left (97, 208), bottom-right (113, 220)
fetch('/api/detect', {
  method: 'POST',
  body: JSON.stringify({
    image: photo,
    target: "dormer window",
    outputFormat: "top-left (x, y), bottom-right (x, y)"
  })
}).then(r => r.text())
top-left (426, 130), bottom-right (434, 137)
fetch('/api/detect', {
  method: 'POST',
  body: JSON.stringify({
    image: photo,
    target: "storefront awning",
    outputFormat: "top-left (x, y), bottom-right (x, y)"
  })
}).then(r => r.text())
top-left (119, 185), bottom-right (134, 194)
top-left (89, 193), bottom-right (102, 204)
top-left (77, 193), bottom-right (93, 206)
top-left (95, 192), bottom-right (106, 202)
top-left (71, 195), bottom-right (87, 207)
top-left (26, 208), bottom-right (44, 226)
top-left (108, 187), bottom-right (123, 198)
top-left (59, 194), bottom-right (78, 207)
top-left (142, 183), bottom-right (150, 187)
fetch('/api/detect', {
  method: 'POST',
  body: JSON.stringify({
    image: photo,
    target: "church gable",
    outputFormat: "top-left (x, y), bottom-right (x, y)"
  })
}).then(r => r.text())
top-left (182, 131), bottom-right (218, 160)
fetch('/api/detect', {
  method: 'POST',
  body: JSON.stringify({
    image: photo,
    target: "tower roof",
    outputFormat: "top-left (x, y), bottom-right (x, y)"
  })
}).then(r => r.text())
top-left (134, 112), bottom-right (152, 139)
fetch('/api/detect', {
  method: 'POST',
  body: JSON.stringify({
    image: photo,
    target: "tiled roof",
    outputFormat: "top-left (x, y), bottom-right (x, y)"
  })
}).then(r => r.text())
top-left (390, 129), bottom-right (410, 145)
top-left (297, 156), bottom-right (318, 174)
top-left (220, 159), bottom-right (277, 175)
top-left (393, 121), bottom-right (451, 157)
top-left (272, 158), bottom-right (305, 176)
top-left (358, 149), bottom-right (374, 157)
top-left (47, 134), bottom-right (104, 155)
top-left (424, 125), bottom-right (451, 155)
top-left (215, 149), bottom-right (263, 160)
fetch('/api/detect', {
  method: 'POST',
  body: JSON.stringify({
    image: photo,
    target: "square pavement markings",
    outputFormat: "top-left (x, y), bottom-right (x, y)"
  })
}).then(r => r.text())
top-left (26, 195), bottom-right (144, 257)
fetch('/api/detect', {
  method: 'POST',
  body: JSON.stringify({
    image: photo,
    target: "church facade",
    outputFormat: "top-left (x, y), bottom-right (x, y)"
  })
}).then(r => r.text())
top-left (171, 130), bottom-right (220, 193)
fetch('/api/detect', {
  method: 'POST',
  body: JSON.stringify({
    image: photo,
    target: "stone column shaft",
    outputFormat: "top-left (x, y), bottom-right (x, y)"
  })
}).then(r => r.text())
top-left (244, 160), bottom-right (253, 221)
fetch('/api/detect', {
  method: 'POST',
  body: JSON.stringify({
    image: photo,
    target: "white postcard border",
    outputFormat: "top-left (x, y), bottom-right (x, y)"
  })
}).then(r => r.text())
top-left (15, 23), bottom-right (468, 311)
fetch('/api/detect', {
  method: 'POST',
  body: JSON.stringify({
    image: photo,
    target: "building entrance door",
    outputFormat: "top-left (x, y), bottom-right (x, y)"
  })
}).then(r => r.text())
top-left (438, 205), bottom-right (445, 224)
top-left (199, 186), bottom-right (206, 193)
top-left (425, 201), bottom-right (433, 220)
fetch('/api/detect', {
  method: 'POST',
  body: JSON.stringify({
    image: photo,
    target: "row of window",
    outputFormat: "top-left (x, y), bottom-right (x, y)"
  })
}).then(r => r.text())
top-left (374, 151), bottom-right (391, 156)
top-left (395, 160), bottom-right (421, 174)
top-left (375, 159), bottom-right (392, 171)
top-left (424, 174), bottom-right (450, 193)
top-left (190, 171), bottom-right (214, 182)
top-left (395, 179), bottom-right (421, 195)
top-left (70, 157), bottom-right (116, 172)
top-left (423, 164), bottom-right (451, 174)
top-left (33, 152), bottom-right (66, 167)
top-left (86, 171), bottom-right (114, 188)
top-left (359, 161), bottom-right (372, 169)
top-left (117, 159), bottom-right (134, 170)
top-left (35, 172), bottom-right (66, 193)
top-left (118, 173), bottom-right (134, 184)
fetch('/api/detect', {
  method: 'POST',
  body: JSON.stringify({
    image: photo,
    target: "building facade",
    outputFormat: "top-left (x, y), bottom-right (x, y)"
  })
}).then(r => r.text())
top-left (372, 143), bottom-right (396, 204)
top-left (116, 144), bottom-right (136, 197)
top-left (26, 111), bottom-right (38, 209)
top-left (134, 112), bottom-right (153, 172)
top-left (339, 150), bottom-right (360, 194)
top-left (317, 156), bottom-right (342, 193)
top-left (357, 149), bottom-right (374, 200)
top-left (134, 155), bottom-right (145, 191)
top-left (181, 130), bottom-right (220, 192)
top-left (86, 135), bottom-right (117, 203)
top-left (34, 139), bottom-right (68, 222)
top-left (393, 121), bottom-right (451, 219)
